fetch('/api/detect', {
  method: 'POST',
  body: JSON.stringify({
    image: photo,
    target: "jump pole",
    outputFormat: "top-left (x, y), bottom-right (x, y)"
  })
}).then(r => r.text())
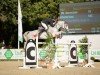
top-left (36, 36), bottom-right (43, 68)
top-left (54, 40), bottom-right (91, 67)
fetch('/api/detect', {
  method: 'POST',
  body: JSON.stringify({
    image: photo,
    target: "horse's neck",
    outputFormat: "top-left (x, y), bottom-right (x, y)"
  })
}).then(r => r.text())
top-left (48, 26), bottom-right (57, 33)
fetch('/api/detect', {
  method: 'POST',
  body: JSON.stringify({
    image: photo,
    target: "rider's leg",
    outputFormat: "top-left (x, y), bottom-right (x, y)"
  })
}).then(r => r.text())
top-left (41, 22), bottom-right (48, 30)
top-left (38, 25), bottom-right (47, 38)
top-left (38, 29), bottom-right (44, 37)
top-left (38, 22), bottom-right (48, 38)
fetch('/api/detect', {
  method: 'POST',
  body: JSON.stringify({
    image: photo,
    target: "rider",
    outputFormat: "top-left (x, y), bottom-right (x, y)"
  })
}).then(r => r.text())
top-left (38, 17), bottom-right (58, 37)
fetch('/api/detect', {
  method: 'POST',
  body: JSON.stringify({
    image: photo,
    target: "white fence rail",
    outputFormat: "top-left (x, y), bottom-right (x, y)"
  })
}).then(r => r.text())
top-left (0, 47), bottom-right (100, 61)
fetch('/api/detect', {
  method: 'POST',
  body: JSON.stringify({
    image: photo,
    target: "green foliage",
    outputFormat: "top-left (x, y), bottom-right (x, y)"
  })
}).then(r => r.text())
top-left (0, 0), bottom-right (18, 48)
top-left (42, 33), bottom-right (56, 62)
top-left (79, 36), bottom-right (88, 54)
top-left (0, 0), bottom-right (86, 48)
top-left (0, 0), bottom-right (17, 24)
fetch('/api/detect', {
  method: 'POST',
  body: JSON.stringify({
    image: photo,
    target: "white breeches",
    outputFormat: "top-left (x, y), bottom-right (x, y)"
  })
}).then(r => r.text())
top-left (41, 22), bottom-right (48, 30)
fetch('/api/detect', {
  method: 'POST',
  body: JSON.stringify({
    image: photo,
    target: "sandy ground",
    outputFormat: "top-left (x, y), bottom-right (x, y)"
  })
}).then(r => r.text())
top-left (0, 61), bottom-right (100, 75)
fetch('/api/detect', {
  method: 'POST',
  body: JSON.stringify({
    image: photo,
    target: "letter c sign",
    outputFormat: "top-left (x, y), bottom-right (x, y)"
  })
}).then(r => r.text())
top-left (69, 40), bottom-right (77, 64)
top-left (25, 39), bottom-right (37, 66)
top-left (70, 47), bottom-right (76, 59)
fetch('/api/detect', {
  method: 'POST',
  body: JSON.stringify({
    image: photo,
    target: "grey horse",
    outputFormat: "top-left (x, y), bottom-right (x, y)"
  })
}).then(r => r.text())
top-left (23, 20), bottom-right (69, 42)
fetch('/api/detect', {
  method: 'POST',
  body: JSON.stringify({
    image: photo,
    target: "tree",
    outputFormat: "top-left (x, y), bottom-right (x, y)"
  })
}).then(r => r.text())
top-left (0, 0), bottom-right (87, 48)
top-left (0, 0), bottom-right (18, 48)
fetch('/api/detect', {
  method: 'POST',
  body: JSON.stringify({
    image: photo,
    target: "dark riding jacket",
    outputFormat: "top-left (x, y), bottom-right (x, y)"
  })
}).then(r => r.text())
top-left (41, 18), bottom-right (55, 27)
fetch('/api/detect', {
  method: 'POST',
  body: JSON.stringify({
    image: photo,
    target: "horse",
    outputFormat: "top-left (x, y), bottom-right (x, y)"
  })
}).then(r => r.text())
top-left (23, 20), bottom-right (69, 42)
